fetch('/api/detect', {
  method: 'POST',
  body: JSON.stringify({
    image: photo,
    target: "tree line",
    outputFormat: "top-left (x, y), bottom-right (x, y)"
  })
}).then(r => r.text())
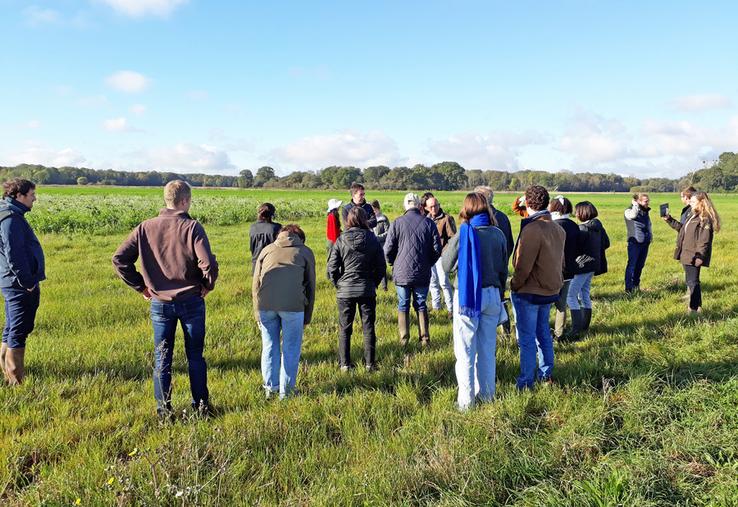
top-left (2, 154), bottom-right (737, 192)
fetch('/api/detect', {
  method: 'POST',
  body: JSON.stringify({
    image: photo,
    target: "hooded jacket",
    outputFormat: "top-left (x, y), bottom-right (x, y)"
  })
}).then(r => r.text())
top-left (0, 197), bottom-right (46, 289)
top-left (327, 227), bottom-right (386, 298)
top-left (249, 220), bottom-right (282, 270)
top-left (575, 218), bottom-right (610, 276)
top-left (252, 231), bottom-right (316, 323)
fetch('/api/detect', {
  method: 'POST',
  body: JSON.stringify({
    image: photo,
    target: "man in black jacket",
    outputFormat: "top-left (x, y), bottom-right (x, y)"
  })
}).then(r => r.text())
top-left (384, 193), bottom-right (441, 348)
top-left (341, 182), bottom-right (377, 229)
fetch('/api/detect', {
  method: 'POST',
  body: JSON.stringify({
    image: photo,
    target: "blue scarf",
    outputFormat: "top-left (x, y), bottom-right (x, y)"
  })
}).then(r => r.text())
top-left (458, 213), bottom-right (490, 318)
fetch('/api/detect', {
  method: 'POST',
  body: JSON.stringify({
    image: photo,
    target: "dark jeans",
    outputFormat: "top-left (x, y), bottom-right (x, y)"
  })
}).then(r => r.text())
top-left (150, 296), bottom-right (208, 414)
top-left (337, 296), bottom-right (377, 367)
top-left (683, 265), bottom-right (702, 310)
top-left (2, 286), bottom-right (40, 349)
top-left (625, 240), bottom-right (650, 291)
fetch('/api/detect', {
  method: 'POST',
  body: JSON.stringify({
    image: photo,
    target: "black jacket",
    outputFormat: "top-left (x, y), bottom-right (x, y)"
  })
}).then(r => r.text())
top-left (249, 220), bottom-right (282, 269)
top-left (327, 227), bottom-right (386, 298)
top-left (342, 200), bottom-right (377, 229)
top-left (553, 215), bottom-right (580, 280)
top-left (383, 208), bottom-right (441, 286)
top-left (492, 207), bottom-right (514, 260)
top-left (575, 218), bottom-right (610, 276)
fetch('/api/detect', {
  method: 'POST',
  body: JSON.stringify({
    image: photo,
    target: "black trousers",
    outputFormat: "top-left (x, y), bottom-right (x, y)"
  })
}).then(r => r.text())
top-left (337, 296), bottom-right (377, 367)
top-left (683, 265), bottom-right (702, 310)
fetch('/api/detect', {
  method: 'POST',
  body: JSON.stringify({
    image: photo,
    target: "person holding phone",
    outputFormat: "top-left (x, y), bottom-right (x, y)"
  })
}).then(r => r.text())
top-left (663, 191), bottom-right (720, 313)
top-left (624, 193), bottom-right (652, 293)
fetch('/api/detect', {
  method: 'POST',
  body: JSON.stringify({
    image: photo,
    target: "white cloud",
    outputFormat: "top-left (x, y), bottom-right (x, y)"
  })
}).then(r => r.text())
top-left (271, 130), bottom-right (402, 169)
top-left (23, 5), bottom-right (61, 25)
top-left (26, 120), bottom-right (42, 129)
top-left (147, 143), bottom-right (235, 173)
top-left (208, 128), bottom-right (254, 152)
top-left (130, 104), bottom-right (147, 115)
top-left (105, 70), bottom-right (150, 93)
top-left (427, 131), bottom-right (546, 170)
top-left (558, 110), bottom-right (633, 165)
top-left (103, 117), bottom-right (139, 132)
top-left (4, 143), bottom-right (88, 167)
top-left (98, 0), bottom-right (188, 17)
top-left (670, 94), bottom-right (733, 112)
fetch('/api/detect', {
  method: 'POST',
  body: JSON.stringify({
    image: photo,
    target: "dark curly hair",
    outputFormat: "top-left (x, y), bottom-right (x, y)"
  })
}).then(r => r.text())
top-left (2, 178), bottom-right (35, 199)
top-left (524, 185), bottom-right (549, 212)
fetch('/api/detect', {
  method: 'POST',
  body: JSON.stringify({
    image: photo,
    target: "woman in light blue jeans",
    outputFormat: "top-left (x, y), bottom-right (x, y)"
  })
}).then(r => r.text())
top-left (442, 193), bottom-right (508, 410)
top-left (252, 224), bottom-right (316, 399)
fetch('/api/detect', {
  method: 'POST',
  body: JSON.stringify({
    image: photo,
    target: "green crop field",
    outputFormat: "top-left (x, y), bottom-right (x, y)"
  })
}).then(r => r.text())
top-left (1, 187), bottom-right (737, 506)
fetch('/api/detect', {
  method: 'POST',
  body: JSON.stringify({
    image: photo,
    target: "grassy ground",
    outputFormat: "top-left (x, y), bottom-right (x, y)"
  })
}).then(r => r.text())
top-left (1, 189), bottom-right (737, 505)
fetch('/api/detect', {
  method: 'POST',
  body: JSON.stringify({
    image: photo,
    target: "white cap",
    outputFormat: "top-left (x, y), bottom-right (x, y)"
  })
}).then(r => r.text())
top-left (403, 192), bottom-right (419, 211)
top-left (327, 198), bottom-right (343, 212)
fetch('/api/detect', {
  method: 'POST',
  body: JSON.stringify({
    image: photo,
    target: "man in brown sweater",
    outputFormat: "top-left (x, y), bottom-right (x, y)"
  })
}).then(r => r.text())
top-left (112, 180), bottom-right (218, 419)
top-left (510, 185), bottom-right (565, 390)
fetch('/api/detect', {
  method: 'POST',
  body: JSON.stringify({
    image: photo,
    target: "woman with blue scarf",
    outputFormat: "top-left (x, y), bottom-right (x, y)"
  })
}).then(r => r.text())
top-left (442, 193), bottom-right (509, 410)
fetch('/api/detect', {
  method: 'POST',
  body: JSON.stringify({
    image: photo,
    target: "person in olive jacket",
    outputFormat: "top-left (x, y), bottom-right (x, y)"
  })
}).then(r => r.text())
top-left (663, 191), bottom-right (720, 312)
top-left (567, 201), bottom-right (610, 338)
top-left (327, 207), bottom-right (386, 371)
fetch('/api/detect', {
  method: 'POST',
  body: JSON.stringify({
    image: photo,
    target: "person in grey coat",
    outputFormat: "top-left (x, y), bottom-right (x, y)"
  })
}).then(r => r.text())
top-left (383, 193), bottom-right (441, 348)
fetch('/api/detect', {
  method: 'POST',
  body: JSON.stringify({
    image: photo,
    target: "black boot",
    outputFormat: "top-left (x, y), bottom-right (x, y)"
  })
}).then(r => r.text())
top-left (560, 310), bottom-right (583, 342)
top-left (582, 308), bottom-right (592, 333)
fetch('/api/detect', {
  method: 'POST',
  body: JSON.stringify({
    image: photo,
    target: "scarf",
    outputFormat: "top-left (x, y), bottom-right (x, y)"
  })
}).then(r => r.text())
top-left (457, 213), bottom-right (490, 318)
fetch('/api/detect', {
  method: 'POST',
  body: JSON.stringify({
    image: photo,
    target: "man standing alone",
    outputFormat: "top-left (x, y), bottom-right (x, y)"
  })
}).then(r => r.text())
top-left (424, 195), bottom-right (456, 316)
top-left (384, 193), bottom-right (442, 348)
top-left (0, 179), bottom-right (44, 385)
top-left (113, 180), bottom-right (218, 418)
top-left (624, 193), bottom-right (652, 293)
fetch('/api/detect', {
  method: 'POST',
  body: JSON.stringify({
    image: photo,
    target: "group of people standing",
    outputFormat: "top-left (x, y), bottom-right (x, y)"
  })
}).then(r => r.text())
top-left (0, 176), bottom-right (721, 417)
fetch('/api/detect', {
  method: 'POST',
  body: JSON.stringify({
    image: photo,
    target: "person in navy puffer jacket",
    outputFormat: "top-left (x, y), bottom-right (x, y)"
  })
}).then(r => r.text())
top-left (0, 178), bottom-right (45, 385)
top-left (383, 193), bottom-right (441, 349)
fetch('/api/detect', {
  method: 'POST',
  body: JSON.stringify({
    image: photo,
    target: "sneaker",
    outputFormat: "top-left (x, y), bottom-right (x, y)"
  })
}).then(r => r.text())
top-left (365, 363), bottom-right (377, 372)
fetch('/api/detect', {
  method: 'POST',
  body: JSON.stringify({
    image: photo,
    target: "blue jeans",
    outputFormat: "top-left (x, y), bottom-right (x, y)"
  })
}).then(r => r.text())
top-left (2, 286), bottom-right (41, 349)
top-left (396, 285), bottom-right (429, 312)
top-left (150, 296), bottom-right (208, 414)
top-left (511, 293), bottom-right (554, 390)
top-left (453, 287), bottom-right (505, 409)
top-left (625, 240), bottom-right (649, 291)
top-left (259, 311), bottom-right (304, 398)
top-left (567, 272), bottom-right (594, 310)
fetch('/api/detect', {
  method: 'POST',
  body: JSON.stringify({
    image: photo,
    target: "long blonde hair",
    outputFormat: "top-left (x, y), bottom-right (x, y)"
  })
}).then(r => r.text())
top-left (692, 192), bottom-right (721, 233)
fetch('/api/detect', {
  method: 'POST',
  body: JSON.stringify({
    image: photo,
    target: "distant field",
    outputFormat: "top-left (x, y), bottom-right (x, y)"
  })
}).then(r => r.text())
top-left (1, 186), bottom-right (737, 505)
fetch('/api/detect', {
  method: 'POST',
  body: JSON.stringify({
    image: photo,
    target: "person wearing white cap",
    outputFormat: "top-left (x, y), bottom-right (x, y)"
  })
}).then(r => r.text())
top-left (383, 192), bottom-right (442, 349)
top-left (326, 198), bottom-right (342, 253)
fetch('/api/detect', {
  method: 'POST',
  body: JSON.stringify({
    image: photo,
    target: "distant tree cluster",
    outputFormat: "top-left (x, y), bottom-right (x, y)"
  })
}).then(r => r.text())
top-left (2, 155), bottom-right (736, 192)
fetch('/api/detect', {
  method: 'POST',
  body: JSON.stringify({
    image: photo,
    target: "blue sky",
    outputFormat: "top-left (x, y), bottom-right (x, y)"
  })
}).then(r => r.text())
top-left (1, 0), bottom-right (737, 177)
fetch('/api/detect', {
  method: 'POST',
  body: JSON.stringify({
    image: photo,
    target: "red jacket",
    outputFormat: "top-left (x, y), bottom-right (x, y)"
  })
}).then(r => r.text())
top-left (326, 211), bottom-right (341, 243)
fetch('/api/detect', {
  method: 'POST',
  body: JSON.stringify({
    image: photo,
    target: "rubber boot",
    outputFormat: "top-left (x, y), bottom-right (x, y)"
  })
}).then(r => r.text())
top-left (398, 311), bottom-right (410, 347)
top-left (561, 310), bottom-right (583, 342)
top-left (418, 310), bottom-right (430, 348)
top-left (5, 347), bottom-right (25, 385)
top-left (0, 342), bottom-right (7, 379)
top-left (554, 309), bottom-right (567, 339)
top-left (582, 308), bottom-right (592, 333)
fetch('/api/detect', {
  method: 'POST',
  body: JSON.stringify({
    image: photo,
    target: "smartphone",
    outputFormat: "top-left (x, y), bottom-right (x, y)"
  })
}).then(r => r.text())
top-left (659, 203), bottom-right (669, 217)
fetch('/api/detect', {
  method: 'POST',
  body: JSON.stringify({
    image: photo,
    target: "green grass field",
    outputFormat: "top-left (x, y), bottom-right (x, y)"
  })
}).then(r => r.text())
top-left (1, 188), bottom-right (737, 506)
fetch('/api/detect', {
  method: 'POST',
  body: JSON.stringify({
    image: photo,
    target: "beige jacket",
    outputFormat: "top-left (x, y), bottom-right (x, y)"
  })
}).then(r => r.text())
top-left (511, 214), bottom-right (566, 296)
top-left (252, 231), bottom-right (316, 323)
